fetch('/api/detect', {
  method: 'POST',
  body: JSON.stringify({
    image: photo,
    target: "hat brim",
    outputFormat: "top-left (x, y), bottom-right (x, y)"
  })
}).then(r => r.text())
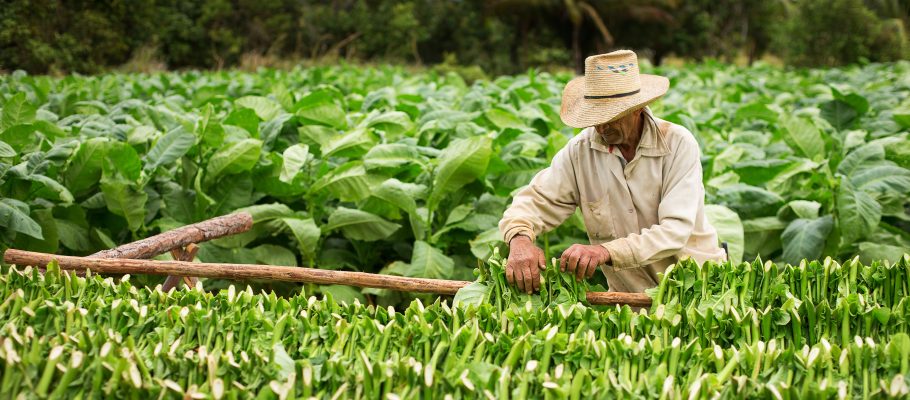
top-left (559, 74), bottom-right (670, 128)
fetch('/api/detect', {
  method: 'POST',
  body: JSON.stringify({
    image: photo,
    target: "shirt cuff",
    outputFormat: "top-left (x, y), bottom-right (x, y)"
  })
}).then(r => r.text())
top-left (601, 239), bottom-right (639, 271)
top-left (503, 226), bottom-right (535, 244)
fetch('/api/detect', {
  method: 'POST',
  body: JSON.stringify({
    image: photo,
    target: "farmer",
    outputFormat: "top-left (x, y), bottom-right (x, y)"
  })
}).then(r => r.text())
top-left (499, 50), bottom-right (726, 294)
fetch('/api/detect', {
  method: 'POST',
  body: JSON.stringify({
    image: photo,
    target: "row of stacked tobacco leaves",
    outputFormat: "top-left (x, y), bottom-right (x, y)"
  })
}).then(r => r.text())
top-left (0, 254), bottom-right (909, 399)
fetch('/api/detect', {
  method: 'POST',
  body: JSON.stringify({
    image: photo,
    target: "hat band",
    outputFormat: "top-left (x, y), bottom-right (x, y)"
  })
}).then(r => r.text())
top-left (584, 89), bottom-right (640, 99)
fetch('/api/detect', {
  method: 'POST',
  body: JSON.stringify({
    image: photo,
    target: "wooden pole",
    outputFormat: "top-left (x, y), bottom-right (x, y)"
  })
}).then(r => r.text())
top-left (3, 249), bottom-right (652, 307)
top-left (89, 213), bottom-right (253, 260)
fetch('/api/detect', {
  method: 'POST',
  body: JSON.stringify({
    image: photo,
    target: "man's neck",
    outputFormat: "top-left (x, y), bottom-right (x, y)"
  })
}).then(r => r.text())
top-left (617, 114), bottom-right (645, 161)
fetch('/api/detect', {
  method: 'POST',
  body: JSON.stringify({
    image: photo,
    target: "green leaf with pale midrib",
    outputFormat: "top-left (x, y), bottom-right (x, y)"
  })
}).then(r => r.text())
top-left (324, 207), bottom-right (401, 242)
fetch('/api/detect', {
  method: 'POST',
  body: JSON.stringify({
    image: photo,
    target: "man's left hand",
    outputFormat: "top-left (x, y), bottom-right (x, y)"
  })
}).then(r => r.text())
top-left (559, 244), bottom-right (611, 281)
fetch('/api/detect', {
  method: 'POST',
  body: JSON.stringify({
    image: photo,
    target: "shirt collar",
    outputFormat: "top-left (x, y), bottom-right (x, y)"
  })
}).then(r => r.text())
top-left (588, 106), bottom-right (670, 157)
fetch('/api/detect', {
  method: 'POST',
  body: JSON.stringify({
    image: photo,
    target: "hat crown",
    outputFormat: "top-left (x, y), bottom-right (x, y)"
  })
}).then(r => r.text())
top-left (583, 50), bottom-right (641, 98)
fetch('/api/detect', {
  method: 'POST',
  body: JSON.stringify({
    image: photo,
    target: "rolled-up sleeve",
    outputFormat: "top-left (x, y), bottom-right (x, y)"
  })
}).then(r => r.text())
top-left (499, 145), bottom-right (579, 243)
top-left (602, 134), bottom-right (702, 269)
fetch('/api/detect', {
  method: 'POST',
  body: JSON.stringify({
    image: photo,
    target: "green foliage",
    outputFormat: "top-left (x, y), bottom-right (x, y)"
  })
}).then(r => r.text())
top-left (3, 256), bottom-right (910, 397)
top-left (2, 61), bottom-right (910, 304)
top-left (774, 0), bottom-right (909, 66)
top-left (1, 0), bottom-right (907, 74)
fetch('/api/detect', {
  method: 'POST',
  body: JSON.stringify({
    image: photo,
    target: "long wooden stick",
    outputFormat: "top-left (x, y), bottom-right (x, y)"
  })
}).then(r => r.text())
top-left (90, 213), bottom-right (253, 259)
top-left (3, 249), bottom-right (652, 307)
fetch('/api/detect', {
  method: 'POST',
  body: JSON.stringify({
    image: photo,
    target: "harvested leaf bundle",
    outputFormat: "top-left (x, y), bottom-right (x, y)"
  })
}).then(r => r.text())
top-left (453, 247), bottom-right (592, 311)
top-left (2, 256), bottom-right (910, 398)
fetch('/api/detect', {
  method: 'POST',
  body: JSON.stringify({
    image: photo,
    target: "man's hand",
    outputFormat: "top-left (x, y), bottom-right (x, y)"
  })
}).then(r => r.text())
top-left (560, 244), bottom-right (611, 281)
top-left (505, 235), bottom-right (546, 294)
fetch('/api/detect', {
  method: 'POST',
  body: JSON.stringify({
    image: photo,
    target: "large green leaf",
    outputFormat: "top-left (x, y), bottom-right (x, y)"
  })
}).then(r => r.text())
top-left (0, 198), bottom-right (42, 239)
top-left (196, 104), bottom-right (225, 148)
top-left (368, 178), bottom-right (421, 215)
top-left (363, 144), bottom-right (425, 170)
top-left (224, 107), bottom-right (259, 137)
top-left (781, 115), bottom-right (825, 161)
top-left (850, 165), bottom-right (910, 195)
top-left (321, 128), bottom-right (376, 158)
top-left (281, 217), bottom-right (320, 263)
top-left (408, 240), bottom-right (454, 279)
top-left (104, 142), bottom-right (143, 182)
top-left (836, 177), bottom-right (881, 245)
top-left (0, 140), bottom-right (16, 158)
top-left (820, 88), bottom-right (868, 130)
top-left (128, 125), bottom-right (158, 145)
top-left (777, 200), bottom-right (821, 221)
top-left (160, 182), bottom-right (195, 223)
top-left (251, 244), bottom-right (297, 266)
top-left (236, 203), bottom-right (295, 222)
top-left (359, 111), bottom-right (413, 136)
top-left (1, 93), bottom-right (36, 133)
top-left (13, 208), bottom-right (57, 253)
top-left (295, 90), bottom-right (346, 129)
top-left (28, 174), bottom-right (74, 204)
top-left (209, 174), bottom-right (253, 217)
top-left (309, 162), bottom-right (378, 202)
top-left (453, 282), bottom-right (489, 307)
top-left (734, 102), bottom-right (777, 123)
top-left (64, 138), bottom-right (108, 197)
top-left (705, 204), bottom-right (744, 264)
top-left (55, 219), bottom-right (92, 251)
top-left (324, 207), bottom-right (400, 241)
top-left (469, 228), bottom-right (503, 260)
top-left (205, 139), bottom-right (262, 184)
top-left (894, 107), bottom-right (910, 129)
top-left (145, 127), bottom-right (195, 172)
top-left (712, 184), bottom-right (784, 220)
top-left (428, 136), bottom-right (492, 210)
top-left (781, 216), bottom-right (834, 265)
top-left (279, 144), bottom-right (310, 183)
top-left (100, 180), bottom-right (147, 233)
top-left (837, 143), bottom-right (883, 177)
top-left (236, 96), bottom-right (283, 121)
top-left (732, 159), bottom-right (797, 186)
top-left (857, 242), bottom-right (907, 265)
top-left (885, 140), bottom-right (910, 169)
top-left (484, 108), bottom-right (525, 130)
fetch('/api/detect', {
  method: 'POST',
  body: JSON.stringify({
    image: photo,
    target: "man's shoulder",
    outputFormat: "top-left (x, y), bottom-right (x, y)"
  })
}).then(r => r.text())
top-left (562, 127), bottom-right (596, 153)
top-left (653, 116), bottom-right (699, 150)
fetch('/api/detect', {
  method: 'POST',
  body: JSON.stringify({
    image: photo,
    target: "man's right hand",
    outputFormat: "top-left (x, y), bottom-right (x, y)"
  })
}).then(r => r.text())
top-left (505, 235), bottom-right (546, 294)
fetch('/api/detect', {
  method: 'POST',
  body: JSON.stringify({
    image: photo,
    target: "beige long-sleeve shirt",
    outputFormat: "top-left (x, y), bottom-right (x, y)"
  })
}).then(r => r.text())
top-left (499, 107), bottom-right (726, 293)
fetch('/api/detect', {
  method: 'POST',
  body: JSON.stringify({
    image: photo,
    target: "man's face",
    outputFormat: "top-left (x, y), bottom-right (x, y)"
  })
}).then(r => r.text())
top-left (594, 109), bottom-right (643, 145)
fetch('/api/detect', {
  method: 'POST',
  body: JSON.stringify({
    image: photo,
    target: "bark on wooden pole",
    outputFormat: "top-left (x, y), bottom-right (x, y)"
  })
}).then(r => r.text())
top-left (3, 249), bottom-right (653, 307)
top-left (89, 213), bottom-right (253, 260)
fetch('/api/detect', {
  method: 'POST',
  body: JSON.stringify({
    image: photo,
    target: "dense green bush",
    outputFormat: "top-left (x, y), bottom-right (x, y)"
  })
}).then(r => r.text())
top-left (774, 0), bottom-right (909, 66)
top-left (1, 0), bottom-right (908, 74)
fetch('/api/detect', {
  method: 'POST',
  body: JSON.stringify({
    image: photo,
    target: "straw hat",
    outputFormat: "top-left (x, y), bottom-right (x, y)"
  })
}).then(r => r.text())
top-left (560, 50), bottom-right (669, 128)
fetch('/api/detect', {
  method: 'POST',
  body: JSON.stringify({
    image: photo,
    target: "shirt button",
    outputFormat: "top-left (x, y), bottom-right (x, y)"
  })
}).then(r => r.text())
top-left (627, 208), bottom-right (634, 214)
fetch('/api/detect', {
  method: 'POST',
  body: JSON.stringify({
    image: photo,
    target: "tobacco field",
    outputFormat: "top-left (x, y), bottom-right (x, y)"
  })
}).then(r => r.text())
top-left (1, 61), bottom-right (910, 398)
top-left (2, 62), bottom-right (910, 300)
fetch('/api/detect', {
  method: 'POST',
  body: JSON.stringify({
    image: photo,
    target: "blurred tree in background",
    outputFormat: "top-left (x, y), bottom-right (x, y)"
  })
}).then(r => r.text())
top-left (1, 0), bottom-right (908, 74)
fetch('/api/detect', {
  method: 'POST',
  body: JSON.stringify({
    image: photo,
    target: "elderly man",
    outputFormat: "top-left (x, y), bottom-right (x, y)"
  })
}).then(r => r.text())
top-left (499, 50), bottom-right (726, 294)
